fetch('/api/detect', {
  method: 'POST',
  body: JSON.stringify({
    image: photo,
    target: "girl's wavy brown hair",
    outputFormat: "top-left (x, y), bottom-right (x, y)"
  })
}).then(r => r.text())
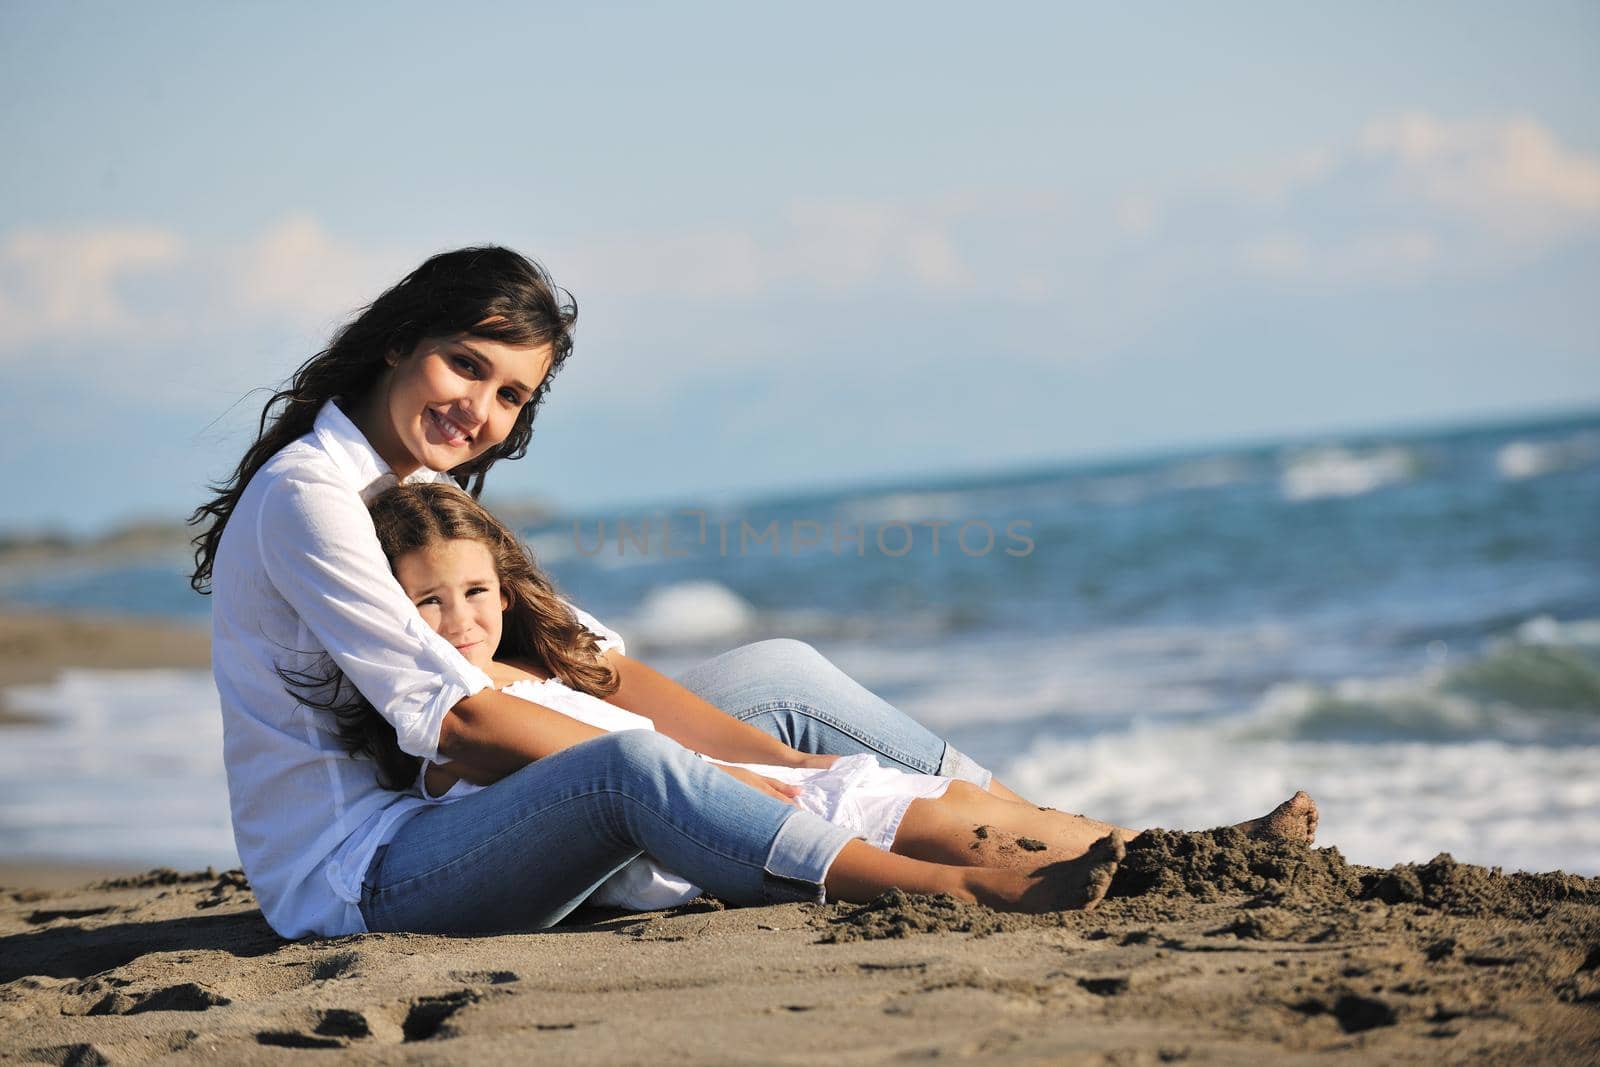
top-left (283, 483), bottom-right (619, 790)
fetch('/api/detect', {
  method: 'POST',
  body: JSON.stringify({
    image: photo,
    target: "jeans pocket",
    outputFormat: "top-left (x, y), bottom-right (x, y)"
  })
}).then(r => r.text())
top-left (358, 844), bottom-right (392, 927)
top-left (364, 844), bottom-right (392, 890)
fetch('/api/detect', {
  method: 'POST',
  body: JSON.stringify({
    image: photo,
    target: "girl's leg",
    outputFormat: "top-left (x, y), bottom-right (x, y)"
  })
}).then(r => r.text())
top-left (893, 781), bottom-right (1133, 869)
top-left (674, 639), bottom-right (1029, 801)
top-left (892, 782), bottom-right (1320, 872)
top-left (827, 834), bottom-right (1124, 913)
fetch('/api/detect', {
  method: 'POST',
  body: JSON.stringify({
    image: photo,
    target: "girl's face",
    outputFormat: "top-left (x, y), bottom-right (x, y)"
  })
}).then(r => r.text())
top-left (393, 538), bottom-right (508, 670)
top-left (359, 331), bottom-right (553, 477)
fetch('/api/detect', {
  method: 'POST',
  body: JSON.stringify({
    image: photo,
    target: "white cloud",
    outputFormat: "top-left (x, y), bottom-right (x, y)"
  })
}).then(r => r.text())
top-left (1226, 113), bottom-right (1599, 284)
top-left (784, 199), bottom-right (902, 290)
top-left (229, 214), bottom-right (409, 330)
top-left (1233, 147), bottom-right (1338, 209)
top-left (561, 229), bottom-right (768, 300)
top-left (2, 112), bottom-right (1592, 364)
top-left (566, 113), bottom-right (1598, 309)
top-left (1240, 231), bottom-right (1311, 277)
top-left (903, 227), bottom-right (968, 289)
top-left (559, 197), bottom-right (975, 300)
top-left (1115, 194), bottom-right (1159, 238)
top-left (0, 216), bottom-right (422, 360)
top-left (1240, 228), bottom-right (1437, 284)
top-left (1359, 113), bottom-right (1600, 242)
top-left (0, 226), bottom-right (185, 349)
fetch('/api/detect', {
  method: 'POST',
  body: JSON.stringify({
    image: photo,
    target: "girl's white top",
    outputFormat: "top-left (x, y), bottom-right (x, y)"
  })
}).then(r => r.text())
top-left (209, 400), bottom-right (617, 939)
top-left (420, 674), bottom-right (952, 913)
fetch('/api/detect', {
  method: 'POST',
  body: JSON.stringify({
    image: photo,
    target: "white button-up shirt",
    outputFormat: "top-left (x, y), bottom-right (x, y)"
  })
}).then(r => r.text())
top-left (210, 401), bottom-right (575, 938)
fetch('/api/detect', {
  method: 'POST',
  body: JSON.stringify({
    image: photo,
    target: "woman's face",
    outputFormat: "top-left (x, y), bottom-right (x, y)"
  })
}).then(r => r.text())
top-left (360, 332), bottom-right (554, 477)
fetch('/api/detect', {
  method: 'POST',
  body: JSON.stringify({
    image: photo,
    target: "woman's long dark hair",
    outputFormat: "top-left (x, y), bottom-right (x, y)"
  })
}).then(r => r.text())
top-left (188, 246), bottom-right (577, 593)
top-left (285, 483), bottom-right (621, 791)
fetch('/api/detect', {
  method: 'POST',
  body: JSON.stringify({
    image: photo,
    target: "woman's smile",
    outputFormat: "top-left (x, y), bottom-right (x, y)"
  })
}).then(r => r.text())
top-left (352, 333), bottom-right (553, 478)
top-left (425, 406), bottom-right (477, 447)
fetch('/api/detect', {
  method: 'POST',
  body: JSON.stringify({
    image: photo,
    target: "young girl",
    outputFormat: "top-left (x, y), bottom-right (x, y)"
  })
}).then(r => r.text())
top-left (323, 482), bottom-right (1135, 914)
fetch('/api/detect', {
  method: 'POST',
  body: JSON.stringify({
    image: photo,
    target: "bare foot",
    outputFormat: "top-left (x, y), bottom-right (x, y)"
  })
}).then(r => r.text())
top-left (965, 831), bottom-right (1126, 913)
top-left (1235, 790), bottom-right (1319, 845)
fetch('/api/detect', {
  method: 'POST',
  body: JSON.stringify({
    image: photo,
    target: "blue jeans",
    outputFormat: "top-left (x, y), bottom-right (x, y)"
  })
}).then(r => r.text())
top-left (359, 640), bottom-right (993, 933)
top-left (675, 639), bottom-right (992, 789)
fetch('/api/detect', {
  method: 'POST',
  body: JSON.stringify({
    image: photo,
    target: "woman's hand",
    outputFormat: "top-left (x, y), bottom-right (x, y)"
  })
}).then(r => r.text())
top-left (713, 763), bottom-right (803, 805)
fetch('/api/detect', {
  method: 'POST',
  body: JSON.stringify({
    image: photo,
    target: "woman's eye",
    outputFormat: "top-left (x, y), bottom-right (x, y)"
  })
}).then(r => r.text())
top-left (451, 355), bottom-right (479, 376)
top-left (498, 388), bottom-right (521, 405)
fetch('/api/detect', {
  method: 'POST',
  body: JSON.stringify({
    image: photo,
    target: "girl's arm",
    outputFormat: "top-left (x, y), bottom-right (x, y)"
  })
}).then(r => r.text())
top-left (601, 651), bottom-right (839, 769)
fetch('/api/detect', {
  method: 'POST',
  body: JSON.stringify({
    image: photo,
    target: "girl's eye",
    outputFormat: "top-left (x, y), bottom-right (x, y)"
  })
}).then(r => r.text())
top-left (466, 586), bottom-right (490, 597)
top-left (451, 354), bottom-right (479, 376)
top-left (415, 595), bottom-right (440, 607)
top-left (498, 387), bottom-right (521, 405)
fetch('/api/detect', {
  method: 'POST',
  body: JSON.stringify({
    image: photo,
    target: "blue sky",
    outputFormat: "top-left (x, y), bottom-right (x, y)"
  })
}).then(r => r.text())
top-left (2, 1), bottom-right (1596, 533)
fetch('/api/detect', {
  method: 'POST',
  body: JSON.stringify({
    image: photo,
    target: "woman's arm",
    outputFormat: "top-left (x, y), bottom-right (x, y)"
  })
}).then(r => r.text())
top-left (437, 687), bottom-right (605, 770)
top-left (257, 473), bottom-right (500, 762)
top-left (601, 651), bottom-right (838, 769)
top-left (437, 688), bottom-right (804, 804)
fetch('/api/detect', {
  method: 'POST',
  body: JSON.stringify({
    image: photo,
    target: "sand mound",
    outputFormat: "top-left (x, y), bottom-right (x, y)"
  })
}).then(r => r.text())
top-left (1359, 853), bottom-right (1600, 919)
top-left (1111, 827), bottom-right (1362, 903)
top-left (1111, 827), bottom-right (1600, 919)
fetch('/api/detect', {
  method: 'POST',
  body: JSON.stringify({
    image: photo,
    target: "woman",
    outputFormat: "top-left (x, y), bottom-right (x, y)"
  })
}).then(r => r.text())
top-left (192, 246), bottom-right (1314, 938)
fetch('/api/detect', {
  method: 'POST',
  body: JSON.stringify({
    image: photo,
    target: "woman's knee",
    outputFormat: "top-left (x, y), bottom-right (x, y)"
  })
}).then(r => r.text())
top-left (730, 638), bottom-right (834, 683)
top-left (746, 636), bottom-right (825, 663)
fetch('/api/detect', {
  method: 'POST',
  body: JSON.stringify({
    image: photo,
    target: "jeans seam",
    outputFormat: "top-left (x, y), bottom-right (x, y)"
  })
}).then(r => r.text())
top-left (365, 785), bottom-right (795, 901)
top-left (735, 700), bottom-right (935, 773)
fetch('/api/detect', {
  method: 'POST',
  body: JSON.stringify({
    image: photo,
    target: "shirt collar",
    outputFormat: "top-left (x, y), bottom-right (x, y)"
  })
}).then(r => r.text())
top-left (312, 400), bottom-right (453, 504)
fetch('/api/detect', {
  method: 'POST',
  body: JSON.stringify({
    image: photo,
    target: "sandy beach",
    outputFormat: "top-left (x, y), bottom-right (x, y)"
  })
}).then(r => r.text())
top-left (3, 836), bottom-right (1596, 1064)
top-left (2, 612), bottom-right (1597, 1063)
top-left (0, 610), bottom-right (210, 723)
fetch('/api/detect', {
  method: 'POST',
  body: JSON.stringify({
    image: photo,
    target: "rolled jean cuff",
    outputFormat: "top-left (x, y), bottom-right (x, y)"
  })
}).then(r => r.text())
top-left (938, 744), bottom-right (993, 790)
top-left (762, 809), bottom-right (858, 904)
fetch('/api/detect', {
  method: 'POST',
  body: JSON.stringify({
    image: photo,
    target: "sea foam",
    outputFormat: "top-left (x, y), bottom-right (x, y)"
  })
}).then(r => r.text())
top-left (1495, 430), bottom-right (1600, 480)
top-left (1005, 725), bottom-right (1600, 876)
top-left (1279, 445), bottom-right (1417, 501)
top-left (997, 621), bottom-right (1600, 876)
top-left (624, 580), bottom-right (757, 648)
top-left (0, 669), bottom-right (235, 869)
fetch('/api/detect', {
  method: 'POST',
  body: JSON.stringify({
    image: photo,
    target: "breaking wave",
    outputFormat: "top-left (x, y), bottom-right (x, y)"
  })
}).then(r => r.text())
top-left (1278, 445), bottom-right (1419, 501)
top-left (1242, 616), bottom-right (1600, 744)
top-left (998, 616), bottom-right (1600, 874)
top-left (1496, 430), bottom-right (1600, 481)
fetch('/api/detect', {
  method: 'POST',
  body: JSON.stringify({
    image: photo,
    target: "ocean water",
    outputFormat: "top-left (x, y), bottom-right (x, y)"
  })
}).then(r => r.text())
top-left (2, 413), bottom-right (1597, 874)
